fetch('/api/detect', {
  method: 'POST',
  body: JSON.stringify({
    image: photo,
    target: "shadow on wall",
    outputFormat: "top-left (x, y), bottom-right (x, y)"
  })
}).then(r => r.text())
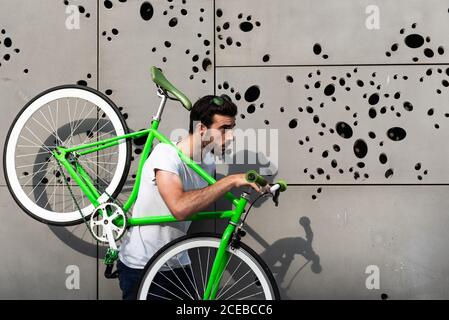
top-left (256, 217), bottom-right (321, 299)
top-left (216, 150), bottom-right (321, 299)
top-left (216, 148), bottom-right (278, 207)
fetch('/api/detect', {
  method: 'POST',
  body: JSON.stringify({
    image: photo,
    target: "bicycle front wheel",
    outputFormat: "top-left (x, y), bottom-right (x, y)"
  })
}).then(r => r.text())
top-left (3, 85), bottom-right (132, 226)
top-left (136, 233), bottom-right (280, 300)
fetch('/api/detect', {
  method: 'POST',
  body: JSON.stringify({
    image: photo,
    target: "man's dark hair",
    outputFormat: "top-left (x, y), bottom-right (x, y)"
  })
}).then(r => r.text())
top-left (189, 94), bottom-right (238, 134)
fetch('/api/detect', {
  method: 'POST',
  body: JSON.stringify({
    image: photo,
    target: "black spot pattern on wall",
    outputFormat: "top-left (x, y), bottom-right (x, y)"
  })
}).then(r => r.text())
top-left (76, 73), bottom-right (93, 87)
top-left (311, 187), bottom-right (324, 201)
top-left (63, 0), bottom-right (92, 19)
top-left (215, 8), bottom-right (261, 50)
top-left (0, 28), bottom-right (22, 69)
top-left (140, 2), bottom-right (153, 20)
top-left (414, 162), bottom-right (429, 181)
top-left (385, 23), bottom-right (445, 62)
top-left (102, 28), bottom-right (119, 42)
top-left (312, 43), bottom-right (329, 60)
top-left (220, 55), bottom-right (449, 183)
top-left (142, 1), bottom-right (211, 84)
top-left (262, 54), bottom-right (271, 63)
top-left (419, 67), bottom-right (449, 95)
top-left (218, 81), bottom-right (270, 124)
top-left (9, 2), bottom-right (449, 189)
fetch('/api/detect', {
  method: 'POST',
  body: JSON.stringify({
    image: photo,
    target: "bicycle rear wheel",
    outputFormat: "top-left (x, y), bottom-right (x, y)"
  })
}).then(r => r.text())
top-left (3, 85), bottom-right (132, 226)
top-left (136, 233), bottom-right (280, 300)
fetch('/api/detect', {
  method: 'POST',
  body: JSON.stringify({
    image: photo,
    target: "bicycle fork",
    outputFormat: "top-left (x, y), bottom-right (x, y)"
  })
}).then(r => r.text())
top-left (203, 197), bottom-right (248, 300)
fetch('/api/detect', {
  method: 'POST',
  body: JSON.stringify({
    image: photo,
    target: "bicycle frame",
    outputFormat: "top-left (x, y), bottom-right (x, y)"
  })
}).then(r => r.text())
top-left (51, 93), bottom-right (250, 300)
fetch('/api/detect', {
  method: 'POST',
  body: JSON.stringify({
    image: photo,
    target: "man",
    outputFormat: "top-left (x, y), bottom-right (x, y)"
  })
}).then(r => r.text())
top-left (117, 94), bottom-right (261, 300)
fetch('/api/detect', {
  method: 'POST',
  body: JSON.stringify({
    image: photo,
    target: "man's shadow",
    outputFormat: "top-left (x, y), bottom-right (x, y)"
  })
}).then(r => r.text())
top-left (215, 148), bottom-right (278, 207)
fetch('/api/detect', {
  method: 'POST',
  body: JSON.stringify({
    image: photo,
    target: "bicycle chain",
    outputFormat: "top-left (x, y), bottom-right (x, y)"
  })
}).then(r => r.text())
top-left (55, 157), bottom-right (124, 240)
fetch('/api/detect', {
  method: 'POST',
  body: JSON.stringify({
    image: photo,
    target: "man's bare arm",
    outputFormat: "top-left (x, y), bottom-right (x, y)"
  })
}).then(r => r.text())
top-left (155, 169), bottom-right (260, 221)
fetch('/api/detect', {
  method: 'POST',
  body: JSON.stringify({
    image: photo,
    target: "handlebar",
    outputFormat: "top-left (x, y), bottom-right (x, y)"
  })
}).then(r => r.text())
top-left (245, 170), bottom-right (268, 187)
top-left (269, 179), bottom-right (287, 193)
top-left (245, 170), bottom-right (287, 207)
top-left (245, 170), bottom-right (288, 193)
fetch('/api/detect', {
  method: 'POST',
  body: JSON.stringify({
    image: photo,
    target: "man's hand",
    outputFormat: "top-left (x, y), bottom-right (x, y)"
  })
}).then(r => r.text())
top-left (155, 170), bottom-right (264, 221)
top-left (230, 173), bottom-right (262, 193)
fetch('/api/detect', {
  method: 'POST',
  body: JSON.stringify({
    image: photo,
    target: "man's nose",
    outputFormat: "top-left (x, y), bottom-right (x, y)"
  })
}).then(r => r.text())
top-left (225, 129), bottom-right (234, 141)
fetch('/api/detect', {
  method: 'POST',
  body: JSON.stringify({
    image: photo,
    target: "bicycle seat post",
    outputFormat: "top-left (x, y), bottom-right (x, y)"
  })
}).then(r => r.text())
top-left (153, 88), bottom-right (168, 122)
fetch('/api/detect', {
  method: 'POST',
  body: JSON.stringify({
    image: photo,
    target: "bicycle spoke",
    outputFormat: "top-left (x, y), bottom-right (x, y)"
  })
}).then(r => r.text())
top-left (16, 150), bottom-right (52, 158)
top-left (79, 186), bottom-right (86, 207)
top-left (22, 163), bottom-right (57, 188)
top-left (238, 291), bottom-right (264, 300)
top-left (39, 109), bottom-right (55, 133)
top-left (164, 263), bottom-right (195, 300)
top-left (82, 157), bottom-right (115, 176)
top-left (19, 164), bottom-right (55, 182)
top-left (17, 160), bottom-right (52, 169)
top-left (78, 114), bottom-right (103, 146)
top-left (53, 181), bottom-right (57, 210)
top-left (19, 134), bottom-right (53, 154)
top-left (33, 174), bottom-right (57, 203)
top-left (71, 100), bottom-right (88, 134)
top-left (204, 247), bottom-right (210, 294)
top-left (95, 130), bottom-right (115, 140)
top-left (71, 103), bottom-right (96, 134)
top-left (78, 159), bottom-right (111, 188)
top-left (197, 248), bottom-right (206, 294)
top-left (47, 103), bottom-right (63, 146)
top-left (176, 256), bottom-right (201, 300)
top-left (55, 100), bottom-right (59, 145)
top-left (84, 150), bottom-right (119, 159)
top-left (45, 183), bottom-right (58, 210)
top-left (31, 116), bottom-right (60, 146)
top-left (67, 98), bottom-right (76, 147)
top-left (90, 160), bottom-right (118, 165)
top-left (219, 269), bottom-right (252, 300)
top-left (215, 254), bottom-right (234, 298)
top-left (148, 292), bottom-right (172, 300)
top-left (225, 276), bottom-right (260, 300)
top-left (77, 119), bottom-right (112, 147)
top-left (187, 264), bottom-right (202, 299)
top-left (152, 279), bottom-right (184, 300)
top-left (216, 261), bottom-right (244, 300)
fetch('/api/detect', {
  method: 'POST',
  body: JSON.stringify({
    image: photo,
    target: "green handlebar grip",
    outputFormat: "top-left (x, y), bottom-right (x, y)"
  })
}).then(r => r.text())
top-left (245, 170), bottom-right (268, 187)
top-left (276, 180), bottom-right (288, 192)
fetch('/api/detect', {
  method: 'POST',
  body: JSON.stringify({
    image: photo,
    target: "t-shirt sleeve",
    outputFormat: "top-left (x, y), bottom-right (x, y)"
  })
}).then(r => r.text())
top-left (149, 143), bottom-right (181, 177)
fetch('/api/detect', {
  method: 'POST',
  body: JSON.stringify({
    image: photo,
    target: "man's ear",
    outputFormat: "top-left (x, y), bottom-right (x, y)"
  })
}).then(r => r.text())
top-left (197, 122), bottom-right (208, 137)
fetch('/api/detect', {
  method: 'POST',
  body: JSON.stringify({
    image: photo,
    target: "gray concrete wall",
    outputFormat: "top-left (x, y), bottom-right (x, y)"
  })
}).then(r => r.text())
top-left (1, 0), bottom-right (449, 299)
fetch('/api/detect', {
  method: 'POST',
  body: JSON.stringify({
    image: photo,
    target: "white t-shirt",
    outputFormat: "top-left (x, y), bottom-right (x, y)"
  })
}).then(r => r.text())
top-left (118, 141), bottom-right (216, 269)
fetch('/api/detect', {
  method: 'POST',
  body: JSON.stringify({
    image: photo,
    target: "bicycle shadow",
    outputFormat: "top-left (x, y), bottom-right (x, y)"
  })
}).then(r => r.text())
top-left (257, 217), bottom-right (322, 299)
top-left (214, 216), bottom-right (321, 300)
top-left (214, 150), bottom-right (321, 299)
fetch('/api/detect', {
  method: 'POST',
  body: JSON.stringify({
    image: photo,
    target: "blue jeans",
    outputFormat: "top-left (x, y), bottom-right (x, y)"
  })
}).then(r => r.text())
top-left (117, 259), bottom-right (143, 300)
top-left (117, 259), bottom-right (197, 300)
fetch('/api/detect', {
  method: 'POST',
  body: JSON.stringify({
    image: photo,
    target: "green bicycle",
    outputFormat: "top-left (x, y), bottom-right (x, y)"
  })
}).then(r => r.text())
top-left (3, 66), bottom-right (287, 300)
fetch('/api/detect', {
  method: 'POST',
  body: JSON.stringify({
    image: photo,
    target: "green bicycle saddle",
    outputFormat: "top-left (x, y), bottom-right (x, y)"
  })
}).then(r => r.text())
top-left (150, 66), bottom-right (192, 111)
